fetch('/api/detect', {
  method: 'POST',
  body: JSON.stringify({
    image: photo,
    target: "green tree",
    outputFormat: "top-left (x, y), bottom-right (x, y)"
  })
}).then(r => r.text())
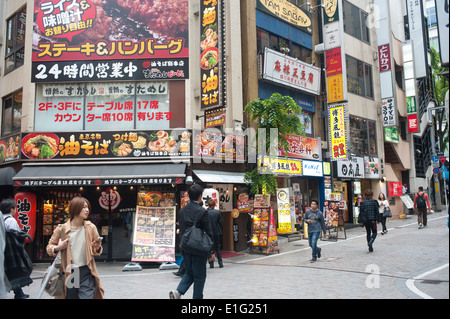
top-left (243, 93), bottom-right (305, 195)
top-left (430, 47), bottom-right (449, 153)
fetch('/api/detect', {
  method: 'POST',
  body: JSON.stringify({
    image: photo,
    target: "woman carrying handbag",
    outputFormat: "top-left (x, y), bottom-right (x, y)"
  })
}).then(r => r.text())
top-left (378, 193), bottom-right (391, 235)
top-left (46, 197), bottom-right (104, 299)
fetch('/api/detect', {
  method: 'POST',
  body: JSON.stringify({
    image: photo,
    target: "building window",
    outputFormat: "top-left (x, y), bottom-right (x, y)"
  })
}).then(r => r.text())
top-left (1, 91), bottom-right (22, 137)
top-left (346, 55), bottom-right (374, 98)
top-left (349, 116), bottom-right (377, 156)
top-left (343, 1), bottom-right (370, 44)
top-left (4, 6), bottom-right (26, 74)
top-left (257, 28), bottom-right (312, 63)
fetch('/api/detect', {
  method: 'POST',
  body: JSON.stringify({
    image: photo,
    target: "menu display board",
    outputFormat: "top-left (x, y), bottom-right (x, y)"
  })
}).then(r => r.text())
top-left (251, 195), bottom-right (279, 255)
top-left (132, 206), bottom-right (176, 262)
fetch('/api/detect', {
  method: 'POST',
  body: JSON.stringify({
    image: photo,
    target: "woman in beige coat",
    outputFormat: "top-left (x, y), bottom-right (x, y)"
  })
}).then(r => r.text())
top-left (46, 197), bottom-right (104, 299)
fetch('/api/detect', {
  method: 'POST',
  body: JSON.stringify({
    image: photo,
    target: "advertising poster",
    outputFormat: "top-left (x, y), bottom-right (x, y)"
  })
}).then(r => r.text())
top-left (132, 206), bottom-right (176, 262)
top-left (32, 0), bottom-right (189, 82)
top-left (328, 104), bottom-right (348, 161)
top-left (0, 134), bottom-right (21, 164)
top-left (277, 188), bottom-right (291, 233)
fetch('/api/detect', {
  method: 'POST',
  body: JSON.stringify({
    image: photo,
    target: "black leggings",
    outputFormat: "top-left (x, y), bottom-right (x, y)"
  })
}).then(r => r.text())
top-left (364, 221), bottom-right (377, 245)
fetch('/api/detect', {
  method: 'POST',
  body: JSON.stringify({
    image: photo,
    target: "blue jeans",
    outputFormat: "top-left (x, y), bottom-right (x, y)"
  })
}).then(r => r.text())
top-left (177, 252), bottom-right (208, 299)
top-left (308, 232), bottom-right (320, 258)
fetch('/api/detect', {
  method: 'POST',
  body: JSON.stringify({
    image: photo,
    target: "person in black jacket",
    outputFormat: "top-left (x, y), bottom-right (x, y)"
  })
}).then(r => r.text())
top-left (359, 189), bottom-right (380, 253)
top-left (170, 184), bottom-right (213, 299)
top-left (207, 199), bottom-right (223, 268)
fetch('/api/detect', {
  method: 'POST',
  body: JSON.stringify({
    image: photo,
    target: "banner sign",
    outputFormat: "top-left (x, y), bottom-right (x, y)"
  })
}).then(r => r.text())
top-left (200, 0), bottom-right (222, 109)
top-left (132, 206), bottom-right (176, 262)
top-left (382, 98), bottom-right (396, 127)
top-left (388, 182), bottom-right (403, 197)
top-left (328, 104), bottom-right (348, 161)
top-left (336, 156), bottom-right (365, 179)
top-left (263, 48), bottom-right (321, 96)
top-left (256, 0), bottom-right (312, 33)
top-left (32, 0), bottom-right (189, 82)
top-left (14, 193), bottom-right (37, 243)
top-left (21, 130), bottom-right (192, 161)
top-left (278, 134), bottom-right (322, 161)
top-left (277, 188), bottom-right (291, 233)
top-left (259, 156), bottom-right (302, 176)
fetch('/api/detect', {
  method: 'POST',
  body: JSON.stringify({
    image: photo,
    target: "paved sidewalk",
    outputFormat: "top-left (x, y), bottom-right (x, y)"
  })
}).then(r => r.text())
top-left (4, 210), bottom-right (449, 300)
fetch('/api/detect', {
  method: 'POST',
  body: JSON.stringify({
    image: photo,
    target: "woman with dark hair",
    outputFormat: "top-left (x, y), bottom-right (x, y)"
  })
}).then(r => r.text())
top-left (46, 197), bottom-right (104, 299)
top-left (359, 190), bottom-right (380, 252)
top-left (377, 193), bottom-right (389, 235)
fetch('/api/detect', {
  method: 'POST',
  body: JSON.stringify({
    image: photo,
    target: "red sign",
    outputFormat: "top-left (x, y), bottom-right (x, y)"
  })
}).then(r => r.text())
top-left (278, 134), bottom-right (322, 161)
top-left (14, 193), bottom-right (37, 243)
top-left (407, 114), bottom-right (419, 133)
top-left (378, 44), bottom-right (392, 72)
top-left (326, 47), bottom-right (343, 77)
top-left (388, 182), bottom-right (403, 197)
top-left (99, 188), bottom-right (122, 212)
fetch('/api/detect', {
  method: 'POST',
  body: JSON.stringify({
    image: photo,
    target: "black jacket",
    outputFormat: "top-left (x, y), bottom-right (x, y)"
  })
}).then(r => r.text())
top-left (207, 209), bottom-right (223, 236)
top-left (359, 199), bottom-right (381, 222)
top-left (179, 201), bottom-right (213, 240)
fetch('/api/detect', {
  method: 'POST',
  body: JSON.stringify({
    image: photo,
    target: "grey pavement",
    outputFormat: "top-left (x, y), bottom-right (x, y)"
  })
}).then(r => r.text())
top-left (4, 209), bottom-right (449, 300)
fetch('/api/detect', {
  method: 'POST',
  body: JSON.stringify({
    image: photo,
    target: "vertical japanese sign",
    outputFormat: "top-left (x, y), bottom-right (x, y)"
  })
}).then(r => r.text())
top-left (14, 193), bottom-right (37, 244)
top-left (323, 0), bottom-right (348, 104)
top-left (328, 104), bottom-right (348, 161)
top-left (200, 0), bottom-right (221, 109)
top-left (32, 0), bottom-right (189, 82)
top-left (381, 98), bottom-right (396, 127)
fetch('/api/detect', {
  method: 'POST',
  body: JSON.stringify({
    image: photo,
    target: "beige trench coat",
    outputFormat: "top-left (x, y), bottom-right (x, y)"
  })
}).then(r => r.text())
top-left (46, 220), bottom-right (105, 299)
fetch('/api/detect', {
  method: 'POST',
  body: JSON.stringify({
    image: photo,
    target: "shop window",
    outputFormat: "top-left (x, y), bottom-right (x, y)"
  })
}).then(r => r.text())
top-left (256, 28), bottom-right (312, 63)
top-left (4, 6), bottom-right (26, 74)
top-left (346, 55), bottom-right (374, 99)
top-left (349, 117), bottom-right (377, 156)
top-left (1, 90), bottom-right (22, 137)
top-left (343, 1), bottom-right (370, 44)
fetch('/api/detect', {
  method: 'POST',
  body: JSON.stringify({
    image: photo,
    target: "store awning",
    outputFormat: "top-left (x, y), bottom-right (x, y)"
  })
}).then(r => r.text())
top-left (0, 167), bottom-right (17, 186)
top-left (193, 170), bottom-right (247, 184)
top-left (13, 163), bottom-right (186, 187)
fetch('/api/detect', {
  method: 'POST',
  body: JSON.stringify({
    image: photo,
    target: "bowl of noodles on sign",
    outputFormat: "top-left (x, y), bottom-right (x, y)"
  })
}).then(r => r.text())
top-left (200, 47), bottom-right (219, 70)
top-left (22, 133), bottom-right (59, 159)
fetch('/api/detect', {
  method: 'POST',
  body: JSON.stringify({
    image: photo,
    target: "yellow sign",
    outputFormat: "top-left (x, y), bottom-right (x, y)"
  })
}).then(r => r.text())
top-left (232, 209), bottom-right (240, 219)
top-left (257, 0), bottom-right (312, 33)
top-left (259, 157), bottom-right (302, 176)
top-left (328, 104), bottom-right (348, 160)
top-left (327, 74), bottom-right (345, 104)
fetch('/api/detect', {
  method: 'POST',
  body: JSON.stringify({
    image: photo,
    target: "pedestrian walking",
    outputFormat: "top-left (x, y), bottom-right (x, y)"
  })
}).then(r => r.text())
top-left (413, 187), bottom-right (431, 229)
top-left (1, 198), bottom-right (29, 299)
top-left (207, 198), bottom-right (223, 268)
top-left (377, 193), bottom-right (389, 235)
top-left (304, 199), bottom-right (327, 262)
top-left (358, 190), bottom-right (380, 252)
top-left (170, 184), bottom-right (213, 299)
top-left (46, 196), bottom-right (104, 299)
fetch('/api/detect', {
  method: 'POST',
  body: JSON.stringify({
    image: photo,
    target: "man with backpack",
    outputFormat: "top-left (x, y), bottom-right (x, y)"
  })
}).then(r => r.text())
top-left (413, 187), bottom-right (432, 229)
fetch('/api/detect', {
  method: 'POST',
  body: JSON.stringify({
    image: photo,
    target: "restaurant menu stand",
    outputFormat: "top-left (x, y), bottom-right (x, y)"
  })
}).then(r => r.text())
top-left (250, 195), bottom-right (279, 255)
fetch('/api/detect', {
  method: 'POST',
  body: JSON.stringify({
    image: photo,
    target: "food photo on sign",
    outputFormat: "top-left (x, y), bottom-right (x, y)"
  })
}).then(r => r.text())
top-left (32, 0), bottom-right (189, 82)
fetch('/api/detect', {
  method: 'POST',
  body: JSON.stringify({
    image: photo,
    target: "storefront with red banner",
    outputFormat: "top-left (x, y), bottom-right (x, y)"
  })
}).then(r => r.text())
top-left (12, 129), bottom-right (191, 262)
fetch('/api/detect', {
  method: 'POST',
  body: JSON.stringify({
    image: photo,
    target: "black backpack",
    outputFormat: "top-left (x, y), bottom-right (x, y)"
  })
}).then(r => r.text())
top-left (416, 193), bottom-right (427, 209)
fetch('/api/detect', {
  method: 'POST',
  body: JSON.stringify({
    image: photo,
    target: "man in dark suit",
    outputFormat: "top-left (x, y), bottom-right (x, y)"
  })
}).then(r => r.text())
top-left (170, 184), bottom-right (213, 299)
top-left (207, 199), bottom-right (223, 268)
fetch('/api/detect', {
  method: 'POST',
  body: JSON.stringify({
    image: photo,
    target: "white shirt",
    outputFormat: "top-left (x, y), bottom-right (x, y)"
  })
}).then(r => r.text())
top-left (69, 227), bottom-right (87, 267)
top-left (378, 200), bottom-right (389, 214)
top-left (2, 214), bottom-right (22, 232)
